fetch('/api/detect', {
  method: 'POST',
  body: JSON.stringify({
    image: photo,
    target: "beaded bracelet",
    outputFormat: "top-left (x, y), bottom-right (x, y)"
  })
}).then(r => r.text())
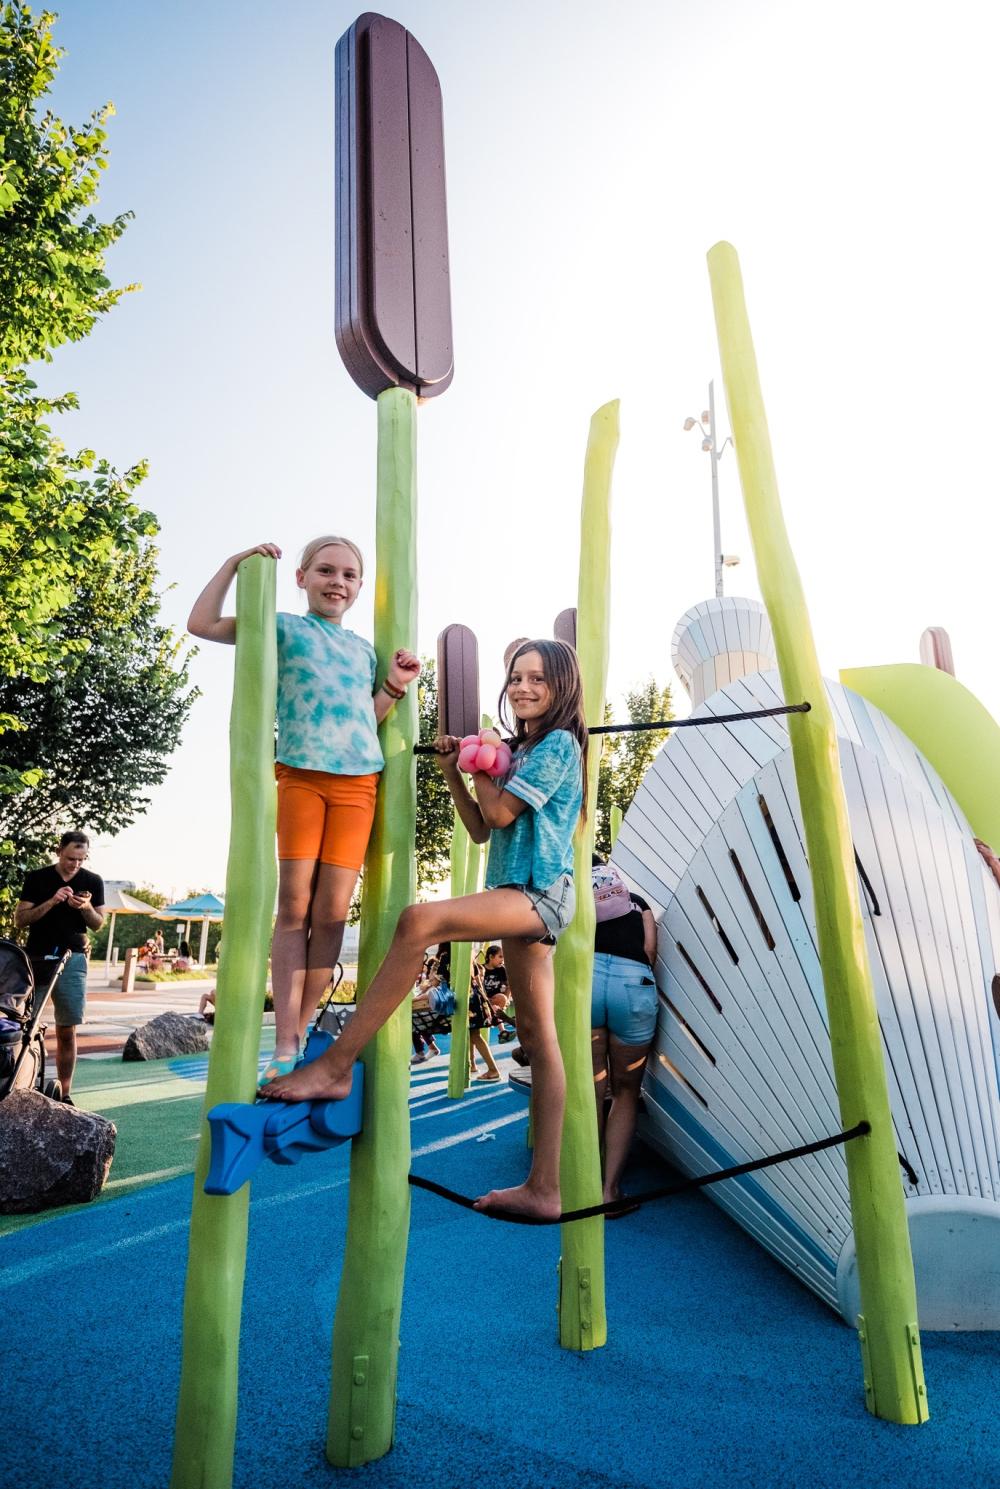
top-left (381, 679), bottom-right (406, 700)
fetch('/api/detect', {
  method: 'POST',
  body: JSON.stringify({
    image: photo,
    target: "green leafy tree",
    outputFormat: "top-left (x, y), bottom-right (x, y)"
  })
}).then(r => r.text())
top-left (0, 3), bottom-right (135, 364)
top-left (0, 4), bottom-right (193, 918)
top-left (594, 678), bottom-right (674, 858)
top-left (1, 3), bottom-right (150, 724)
top-left (0, 544), bottom-right (198, 912)
top-left (415, 658), bottom-right (454, 893)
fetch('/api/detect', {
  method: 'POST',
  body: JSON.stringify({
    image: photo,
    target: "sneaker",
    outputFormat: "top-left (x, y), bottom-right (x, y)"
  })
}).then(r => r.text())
top-left (411, 1051), bottom-right (430, 1064)
top-left (497, 1030), bottom-right (515, 1043)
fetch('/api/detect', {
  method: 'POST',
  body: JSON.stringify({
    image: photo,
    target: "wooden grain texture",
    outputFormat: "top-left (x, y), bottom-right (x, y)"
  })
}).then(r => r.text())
top-left (171, 556), bottom-right (278, 1489)
top-left (327, 388), bottom-right (418, 1466)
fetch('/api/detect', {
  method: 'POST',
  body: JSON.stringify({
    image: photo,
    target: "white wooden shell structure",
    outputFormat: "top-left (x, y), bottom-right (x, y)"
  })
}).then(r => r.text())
top-left (617, 652), bottom-right (1000, 1329)
top-left (672, 598), bottom-right (776, 708)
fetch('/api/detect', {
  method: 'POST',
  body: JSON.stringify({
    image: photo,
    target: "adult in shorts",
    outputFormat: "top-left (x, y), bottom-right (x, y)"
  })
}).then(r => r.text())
top-left (591, 857), bottom-right (658, 1210)
top-left (14, 831), bottom-right (106, 1105)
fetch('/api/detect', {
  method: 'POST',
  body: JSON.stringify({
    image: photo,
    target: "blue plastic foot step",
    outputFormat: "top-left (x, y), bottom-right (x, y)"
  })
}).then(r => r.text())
top-left (204, 1062), bottom-right (364, 1195)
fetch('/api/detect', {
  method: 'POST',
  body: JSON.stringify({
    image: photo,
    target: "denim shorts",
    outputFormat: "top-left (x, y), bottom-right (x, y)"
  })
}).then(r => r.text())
top-left (591, 952), bottom-right (658, 1044)
top-left (507, 873), bottom-right (576, 944)
top-left (32, 952), bottom-right (88, 1026)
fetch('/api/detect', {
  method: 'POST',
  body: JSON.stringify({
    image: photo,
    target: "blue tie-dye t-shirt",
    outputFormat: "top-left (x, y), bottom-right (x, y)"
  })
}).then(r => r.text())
top-left (485, 729), bottom-right (582, 892)
top-left (275, 612), bottom-right (383, 776)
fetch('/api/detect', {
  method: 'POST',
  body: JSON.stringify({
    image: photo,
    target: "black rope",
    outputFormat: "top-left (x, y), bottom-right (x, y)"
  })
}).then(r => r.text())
top-left (413, 702), bottom-right (811, 754)
top-left (408, 1119), bottom-right (871, 1226)
top-left (898, 1151), bottom-right (919, 1187)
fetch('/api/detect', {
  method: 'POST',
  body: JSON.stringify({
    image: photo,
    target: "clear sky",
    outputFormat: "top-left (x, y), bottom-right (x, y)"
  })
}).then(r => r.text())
top-left (36, 0), bottom-right (1000, 895)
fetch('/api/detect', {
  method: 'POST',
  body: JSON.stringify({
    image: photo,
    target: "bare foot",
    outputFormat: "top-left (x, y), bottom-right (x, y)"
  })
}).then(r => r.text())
top-left (259, 1060), bottom-right (353, 1103)
top-left (472, 1182), bottom-right (561, 1221)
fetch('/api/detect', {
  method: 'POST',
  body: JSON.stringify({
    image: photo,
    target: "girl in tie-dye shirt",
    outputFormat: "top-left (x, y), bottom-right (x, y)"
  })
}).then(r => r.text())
top-left (188, 535), bottom-right (420, 1081)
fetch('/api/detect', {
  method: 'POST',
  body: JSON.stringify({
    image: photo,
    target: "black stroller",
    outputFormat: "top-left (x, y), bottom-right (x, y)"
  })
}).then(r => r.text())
top-left (0, 939), bottom-right (69, 1101)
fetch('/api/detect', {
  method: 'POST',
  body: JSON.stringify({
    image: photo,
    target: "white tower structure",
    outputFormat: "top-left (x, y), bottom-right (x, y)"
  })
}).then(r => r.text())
top-left (671, 596), bottom-right (776, 707)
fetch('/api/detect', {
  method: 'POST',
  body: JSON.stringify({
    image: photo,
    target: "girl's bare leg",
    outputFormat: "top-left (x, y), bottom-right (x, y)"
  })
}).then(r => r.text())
top-left (262, 889), bottom-right (549, 1104)
top-left (269, 860), bottom-right (318, 1058)
top-left (471, 937), bottom-right (563, 1220)
top-left (297, 862), bottom-right (359, 1042)
top-left (603, 1035), bottom-right (652, 1201)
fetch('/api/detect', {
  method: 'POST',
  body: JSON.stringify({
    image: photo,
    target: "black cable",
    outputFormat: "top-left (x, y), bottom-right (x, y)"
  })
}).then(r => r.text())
top-left (413, 701), bottom-right (811, 754)
top-left (408, 1119), bottom-right (871, 1226)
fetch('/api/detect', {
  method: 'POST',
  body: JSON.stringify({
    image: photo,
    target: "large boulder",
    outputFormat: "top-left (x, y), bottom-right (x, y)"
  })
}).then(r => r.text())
top-left (0, 1089), bottom-right (116, 1214)
top-left (122, 1011), bottom-right (210, 1061)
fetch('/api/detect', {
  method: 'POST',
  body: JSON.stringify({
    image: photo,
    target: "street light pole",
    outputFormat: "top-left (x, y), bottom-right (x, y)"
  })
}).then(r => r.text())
top-left (684, 381), bottom-right (734, 598)
top-left (708, 380), bottom-right (723, 598)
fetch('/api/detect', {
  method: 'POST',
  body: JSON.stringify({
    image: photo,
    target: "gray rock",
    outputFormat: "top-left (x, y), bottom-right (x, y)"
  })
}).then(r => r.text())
top-left (122, 1010), bottom-right (210, 1061)
top-left (0, 1089), bottom-right (116, 1214)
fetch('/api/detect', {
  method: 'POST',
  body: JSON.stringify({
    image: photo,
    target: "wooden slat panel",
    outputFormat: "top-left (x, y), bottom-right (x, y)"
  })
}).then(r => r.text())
top-left (406, 32), bottom-right (453, 388)
top-left (663, 884), bottom-right (848, 1235)
top-left (638, 1087), bottom-right (845, 1306)
top-left (436, 623), bottom-right (479, 739)
top-left (367, 17), bottom-right (416, 377)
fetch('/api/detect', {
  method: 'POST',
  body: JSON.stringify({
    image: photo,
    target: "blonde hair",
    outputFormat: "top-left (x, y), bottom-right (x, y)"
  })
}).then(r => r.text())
top-left (299, 535), bottom-right (365, 576)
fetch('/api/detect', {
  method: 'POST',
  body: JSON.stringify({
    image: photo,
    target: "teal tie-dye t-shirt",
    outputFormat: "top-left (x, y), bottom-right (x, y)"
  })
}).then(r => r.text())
top-left (485, 729), bottom-right (582, 892)
top-left (275, 612), bottom-right (383, 776)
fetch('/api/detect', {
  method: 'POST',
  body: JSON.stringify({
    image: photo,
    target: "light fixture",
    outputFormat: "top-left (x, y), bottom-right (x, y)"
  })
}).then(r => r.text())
top-left (683, 417), bottom-right (696, 431)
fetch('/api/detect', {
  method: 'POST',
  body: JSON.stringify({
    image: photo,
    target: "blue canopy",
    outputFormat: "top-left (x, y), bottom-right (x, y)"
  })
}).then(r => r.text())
top-left (160, 893), bottom-right (225, 919)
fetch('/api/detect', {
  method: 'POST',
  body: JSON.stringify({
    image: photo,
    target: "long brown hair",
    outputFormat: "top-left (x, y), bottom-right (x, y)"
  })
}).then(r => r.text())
top-left (497, 639), bottom-right (589, 817)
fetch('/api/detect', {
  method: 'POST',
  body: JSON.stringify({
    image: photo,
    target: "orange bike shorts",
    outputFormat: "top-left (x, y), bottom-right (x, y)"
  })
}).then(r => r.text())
top-left (275, 764), bottom-right (379, 870)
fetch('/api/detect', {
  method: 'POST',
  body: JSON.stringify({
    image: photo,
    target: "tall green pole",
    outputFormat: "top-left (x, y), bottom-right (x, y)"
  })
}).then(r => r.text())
top-left (447, 715), bottom-right (489, 1100)
top-left (171, 555), bottom-right (278, 1489)
top-left (609, 804), bottom-right (623, 850)
top-left (327, 387), bottom-right (419, 1466)
top-left (446, 814), bottom-right (472, 1099)
top-left (556, 399), bottom-right (618, 1351)
top-left (707, 242), bottom-right (928, 1425)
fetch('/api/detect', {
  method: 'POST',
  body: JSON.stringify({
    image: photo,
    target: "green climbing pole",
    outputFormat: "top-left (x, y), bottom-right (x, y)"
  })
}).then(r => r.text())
top-left (556, 399), bottom-right (619, 1351)
top-left (609, 804), bottom-right (623, 850)
top-left (447, 815), bottom-right (486, 1099)
top-left (327, 387), bottom-right (419, 1466)
top-left (707, 241), bottom-right (928, 1425)
top-left (171, 554), bottom-right (278, 1489)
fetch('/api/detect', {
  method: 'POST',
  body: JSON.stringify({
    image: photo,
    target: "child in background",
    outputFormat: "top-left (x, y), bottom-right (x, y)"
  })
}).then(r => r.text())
top-left (188, 537), bottom-right (420, 1083)
top-left (468, 959), bottom-right (501, 1081)
top-left (262, 639), bottom-right (587, 1221)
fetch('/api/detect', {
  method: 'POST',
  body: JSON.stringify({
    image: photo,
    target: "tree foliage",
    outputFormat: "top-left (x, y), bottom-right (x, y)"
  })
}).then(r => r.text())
top-left (0, 3), bottom-right (135, 366)
top-left (415, 658), bottom-right (454, 893)
top-left (0, 543), bottom-right (197, 908)
top-left (0, 4), bottom-right (194, 921)
top-left (1, 0), bottom-right (151, 707)
top-left (594, 677), bottom-right (674, 857)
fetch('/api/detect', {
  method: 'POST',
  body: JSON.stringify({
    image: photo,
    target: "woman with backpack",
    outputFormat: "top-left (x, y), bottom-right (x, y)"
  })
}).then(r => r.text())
top-left (590, 856), bottom-right (658, 1213)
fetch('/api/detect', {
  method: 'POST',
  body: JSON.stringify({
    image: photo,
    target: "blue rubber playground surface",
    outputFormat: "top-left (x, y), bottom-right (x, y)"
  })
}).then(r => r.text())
top-left (2, 1041), bottom-right (999, 1488)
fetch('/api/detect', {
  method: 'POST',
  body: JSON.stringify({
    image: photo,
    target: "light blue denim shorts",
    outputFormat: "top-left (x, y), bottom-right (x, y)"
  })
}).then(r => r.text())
top-left (505, 874), bottom-right (576, 944)
top-left (591, 952), bottom-right (658, 1044)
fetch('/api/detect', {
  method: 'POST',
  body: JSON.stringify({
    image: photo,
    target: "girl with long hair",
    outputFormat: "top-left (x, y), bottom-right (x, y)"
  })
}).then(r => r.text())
top-left (262, 639), bottom-right (588, 1221)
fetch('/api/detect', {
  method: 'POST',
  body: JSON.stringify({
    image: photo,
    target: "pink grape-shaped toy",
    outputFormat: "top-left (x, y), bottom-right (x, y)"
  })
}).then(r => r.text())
top-left (457, 728), bottom-right (512, 778)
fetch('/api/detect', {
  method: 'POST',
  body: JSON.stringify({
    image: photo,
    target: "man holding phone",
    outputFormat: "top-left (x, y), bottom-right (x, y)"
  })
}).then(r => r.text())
top-left (14, 831), bottom-right (106, 1105)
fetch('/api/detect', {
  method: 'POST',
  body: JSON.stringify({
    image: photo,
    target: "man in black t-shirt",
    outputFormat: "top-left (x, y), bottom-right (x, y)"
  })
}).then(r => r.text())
top-left (14, 831), bottom-right (106, 1104)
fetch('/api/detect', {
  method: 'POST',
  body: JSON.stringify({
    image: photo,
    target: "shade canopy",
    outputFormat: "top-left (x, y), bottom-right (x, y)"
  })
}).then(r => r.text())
top-left (157, 893), bottom-right (225, 921)
top-left (102, 885), bottom-right (161, 915)
top-left (101, 884), bottom-right (163, 974)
